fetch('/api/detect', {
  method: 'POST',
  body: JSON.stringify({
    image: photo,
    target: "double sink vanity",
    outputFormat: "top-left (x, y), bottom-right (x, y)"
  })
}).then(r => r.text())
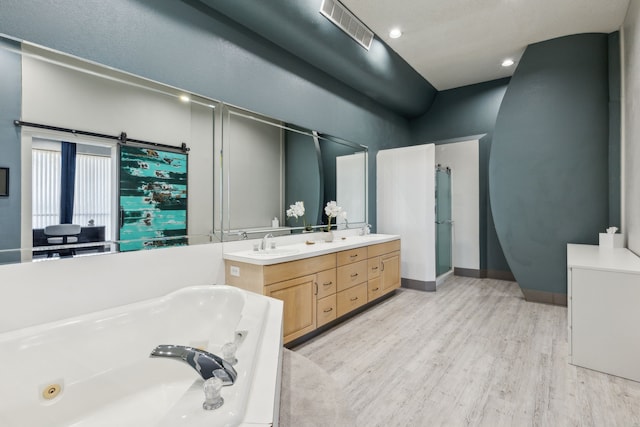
top-left (224, 234), bottom-right (401, 344)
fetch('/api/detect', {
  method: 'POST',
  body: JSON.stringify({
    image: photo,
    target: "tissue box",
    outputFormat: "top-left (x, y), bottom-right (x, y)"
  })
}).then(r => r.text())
top-left (599, 233), bottom-right (624, 248)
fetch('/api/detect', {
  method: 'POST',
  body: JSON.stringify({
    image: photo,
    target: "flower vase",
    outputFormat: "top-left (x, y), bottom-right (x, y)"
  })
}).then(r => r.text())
top-left (324, 230), bottom-right (334, 243)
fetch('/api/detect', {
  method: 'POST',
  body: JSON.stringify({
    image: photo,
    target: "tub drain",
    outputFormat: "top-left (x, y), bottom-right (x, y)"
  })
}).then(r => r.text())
top-left (42, 384), bottom-right (62, 400)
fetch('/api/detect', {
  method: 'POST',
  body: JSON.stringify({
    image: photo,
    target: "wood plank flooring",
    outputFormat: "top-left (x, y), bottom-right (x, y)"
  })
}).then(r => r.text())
top-left (292, 277), bottom-right (640, 426)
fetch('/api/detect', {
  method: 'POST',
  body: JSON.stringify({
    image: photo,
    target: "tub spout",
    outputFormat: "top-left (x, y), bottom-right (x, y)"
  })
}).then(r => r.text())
top-left (150, 345), bottom-right (237, 385)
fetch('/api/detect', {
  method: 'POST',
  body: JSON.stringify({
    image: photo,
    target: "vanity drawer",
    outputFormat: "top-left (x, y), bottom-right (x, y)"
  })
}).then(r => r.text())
top-left (368, 239), bottom-right (401, 258)
top-left (337, 260), bottom-right (367, 292)
top-left (337, 282), bottom-right (367, 317)
top-left (337, 247), bottom-right (368, 266)
top-left (316, 268), bottom-right (337, 299)
top-left (368, 276), bottom-right (384, 301)
top-left (317, 294), bottom-right (337, 327)
top-left (264, 253), bottom-right (336, 285)
top-left (368, 257), bottom-right (381, 279)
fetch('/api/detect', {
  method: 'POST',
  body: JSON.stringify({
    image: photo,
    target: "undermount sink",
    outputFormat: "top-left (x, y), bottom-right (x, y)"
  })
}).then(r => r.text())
top-left (248, 248), bottom-right (300, 257)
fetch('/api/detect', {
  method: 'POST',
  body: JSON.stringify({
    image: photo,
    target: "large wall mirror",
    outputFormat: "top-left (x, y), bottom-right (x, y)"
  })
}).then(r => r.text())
top-left (218, 105), bottom-right (368, 239)
top-left (0, 34), bottom-right (369, 265)
top-left (0, 36), bottom-right (219, 265)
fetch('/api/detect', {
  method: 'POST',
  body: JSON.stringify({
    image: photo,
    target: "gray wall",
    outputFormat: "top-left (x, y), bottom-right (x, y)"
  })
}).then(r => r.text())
top-left (608, 32), bottom-right (621, 229)
top-left (491, 33), bottom-right (610, 295)
top-left (0, 38), bottom-right (21, 263)
top-left (0, 0), bottom-right (416, 235)
top-left (410, 78), bottom-right (511, 275)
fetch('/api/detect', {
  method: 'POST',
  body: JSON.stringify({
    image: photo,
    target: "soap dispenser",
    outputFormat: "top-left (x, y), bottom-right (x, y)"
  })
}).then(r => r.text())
top-left (272, 217), bottom-right (279, 228)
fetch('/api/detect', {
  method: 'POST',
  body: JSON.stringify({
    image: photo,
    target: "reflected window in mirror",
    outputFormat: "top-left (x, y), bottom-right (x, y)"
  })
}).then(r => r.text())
top-left (31, 137), bottom-right (115, 259)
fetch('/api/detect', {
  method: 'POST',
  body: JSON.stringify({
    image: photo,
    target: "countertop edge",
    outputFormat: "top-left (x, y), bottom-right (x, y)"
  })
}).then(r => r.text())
top-left (567, 243), bottom-right (640, 274)
top-left (224, 235), bottom-right (400, 265)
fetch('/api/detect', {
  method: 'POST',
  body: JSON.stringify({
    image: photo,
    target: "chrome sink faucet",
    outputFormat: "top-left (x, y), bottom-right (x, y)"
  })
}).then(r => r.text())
top-left (149, 345), bottom-right (237, 385)
top-left (261, 233), bottom-right (274, 250)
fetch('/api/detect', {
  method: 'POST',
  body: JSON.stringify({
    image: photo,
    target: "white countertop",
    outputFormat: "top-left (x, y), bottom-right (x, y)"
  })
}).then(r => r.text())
top-left (567, 244), bottom-right (640, 273)
top-left (224, 233), bottom-right (400, 265)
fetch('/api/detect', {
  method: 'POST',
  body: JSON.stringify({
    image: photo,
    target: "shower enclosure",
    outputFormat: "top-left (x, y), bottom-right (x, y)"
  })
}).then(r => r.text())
top-left (435, 165), bottom-right (452, 278)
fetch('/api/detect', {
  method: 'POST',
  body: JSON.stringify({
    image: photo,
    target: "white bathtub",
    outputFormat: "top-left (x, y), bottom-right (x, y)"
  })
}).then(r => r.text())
top-left (0, 285), bottom-right (283, 427)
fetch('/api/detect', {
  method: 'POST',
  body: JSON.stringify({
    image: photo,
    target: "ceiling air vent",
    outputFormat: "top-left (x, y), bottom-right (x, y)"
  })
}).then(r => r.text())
top-left (320, 0), bottom-right (374, 50)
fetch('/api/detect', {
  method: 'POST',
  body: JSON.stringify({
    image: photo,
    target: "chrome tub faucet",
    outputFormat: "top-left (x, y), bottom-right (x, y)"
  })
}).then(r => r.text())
top-left (149, 344), bottom-right (237, 385)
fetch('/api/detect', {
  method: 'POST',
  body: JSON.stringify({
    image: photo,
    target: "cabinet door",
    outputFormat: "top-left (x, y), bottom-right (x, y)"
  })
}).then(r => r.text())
top-left (265, 274), bottom-right (316, 343)
top-left (381, 251), bottom-right (401, 291)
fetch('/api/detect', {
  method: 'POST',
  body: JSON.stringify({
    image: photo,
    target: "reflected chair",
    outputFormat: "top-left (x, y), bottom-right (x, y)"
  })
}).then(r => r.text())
top-left (43, 224), bottom-right (81, 257)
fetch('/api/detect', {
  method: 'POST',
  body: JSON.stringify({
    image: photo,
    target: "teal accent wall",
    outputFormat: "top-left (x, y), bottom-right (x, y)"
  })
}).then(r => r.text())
top-left (0, 38), bottom-right (21, 264)
top-left (410, 79), bottom-right (511, 274)
top-left (195, 0), bottom-right (437, 118)
top-left (0, 0), bottom-right (416, 234)
top-left (491, 33), bottom-right (610, 295)
top-left (284, 129), bottom-right (322, 227)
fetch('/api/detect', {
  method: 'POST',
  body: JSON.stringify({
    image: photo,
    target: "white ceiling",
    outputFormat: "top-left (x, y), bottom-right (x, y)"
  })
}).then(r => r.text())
top-left (341, 0), bottom-right (631, 90)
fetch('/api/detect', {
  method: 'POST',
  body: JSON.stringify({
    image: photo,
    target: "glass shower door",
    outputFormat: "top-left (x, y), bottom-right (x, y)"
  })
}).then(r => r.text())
top-left (435, 166), bottom-right (452, 277)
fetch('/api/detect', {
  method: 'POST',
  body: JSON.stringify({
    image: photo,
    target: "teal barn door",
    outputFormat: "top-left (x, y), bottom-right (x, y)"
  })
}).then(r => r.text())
top-left (118, 145), bottom-right (188, 251)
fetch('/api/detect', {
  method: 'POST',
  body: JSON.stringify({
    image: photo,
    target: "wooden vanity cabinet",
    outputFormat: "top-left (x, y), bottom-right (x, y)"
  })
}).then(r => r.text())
top-left (335, 247), bottom-right (368, 316)
top-left (316, 268), bottom-right (337, 328)
top-left (367, 240), bottom-right (401, 300)
top-left (224, 238), bottom-right (401, 344)
top-left (381, 251), bottom-right (401, 291)
top-left (317, 294), bottom-right (337, 327)
top-left (265, 274), bottom-right (316, 342)
top-left (225, 253), bottom-right (335, 343)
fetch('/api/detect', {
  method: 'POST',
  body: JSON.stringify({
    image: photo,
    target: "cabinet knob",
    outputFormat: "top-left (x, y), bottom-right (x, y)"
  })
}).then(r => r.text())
top-left (314, 282), bottom-right (318, 295)
top-left (350, 296), bottom-right (358, 301)
top-left (323, 281), bottom-right (333, 286)
top-left (371, 266), bottom-right (378, 271)
top-left (323, 307), bottom-right (333, 313)
top-left (372, 287), bottom-right (379, 291)
top-left (350, 273), bottom-right (358, 278)
top-left (350, 254), bottom-right (358, 259)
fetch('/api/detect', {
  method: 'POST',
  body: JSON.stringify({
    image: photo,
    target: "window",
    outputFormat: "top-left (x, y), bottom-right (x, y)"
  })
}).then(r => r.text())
top-left (32, 139), bottom-right (113, 238)
top-left (72, 152), bottom-right (112, 237)
top-left (32, 147), bottom-right (61, 228)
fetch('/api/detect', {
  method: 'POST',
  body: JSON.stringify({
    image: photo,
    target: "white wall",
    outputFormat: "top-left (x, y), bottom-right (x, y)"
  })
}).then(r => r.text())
top-left (223, 109), bottom-right (283, 231)
top-left (0, 243), bottom-right (225, 333)
top-left (435, 140), bottom-right (480, 270)
top-left (336, 151), bottom-right (367, 226)
top-left (623, 3), bottom-right (640, 254)
top-left (377, 144), bottom-right (436, 283)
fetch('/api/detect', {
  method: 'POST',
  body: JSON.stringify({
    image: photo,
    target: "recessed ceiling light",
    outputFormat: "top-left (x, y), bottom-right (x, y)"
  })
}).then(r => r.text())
top-left (179, 95), bottom-right (190, 103)
top-left (502, 58), bottom-right (515, 67)
top-left (389, 28), bottom-right (402, 39)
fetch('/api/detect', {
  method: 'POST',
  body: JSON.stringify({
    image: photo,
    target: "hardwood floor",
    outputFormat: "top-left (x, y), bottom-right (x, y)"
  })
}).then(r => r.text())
top-left (292, 277), bottom-right (640, 426)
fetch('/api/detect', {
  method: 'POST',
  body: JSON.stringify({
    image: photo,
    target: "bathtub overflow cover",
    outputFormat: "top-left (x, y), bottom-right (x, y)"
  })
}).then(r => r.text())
top-left (42, 384), bottom-right (62, 400)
